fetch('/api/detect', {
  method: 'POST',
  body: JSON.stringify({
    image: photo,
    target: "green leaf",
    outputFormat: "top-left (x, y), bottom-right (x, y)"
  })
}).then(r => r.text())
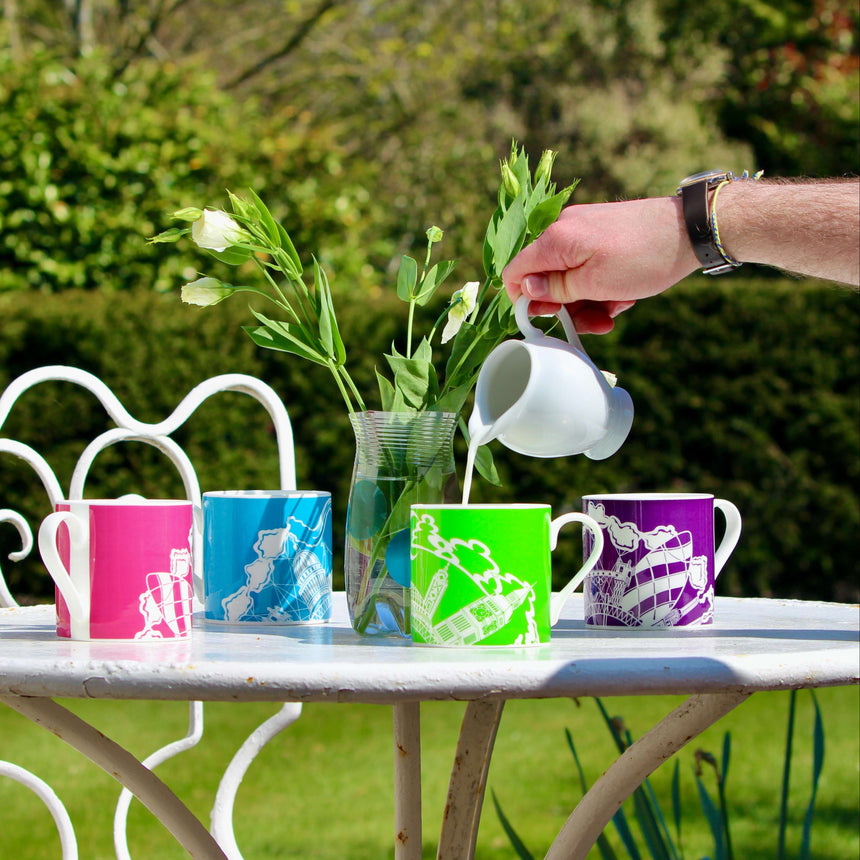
top-left (430, 382), bottom-right (472, 417)
top-left (412, 336), bottom-right (433, 364)
top-left (396, 255), bottom-right (418, 301)
top-left (473, 443), bottom-right (501, 486)
top-left (276, 222), bottom-right (303, 279)
top-left (492, 196), bottom-right (527, 274)
top-left (244, 187), bottom-right (281, 247)
top-left (245, 309), bottom-right (327, 365)
top-left (375, 369), bottom-right (396, 412)
top-left (696, 776), bottom-right (727, 860)
top-left (414, 260), bottom-right (457, 306)
top-left (244, 325), bottom-right (324, 364)
top-left (799, 690), bottom-right (826, 860)
top-left (524, 172), bottom-right (549, 219)
top-left (384, 341), bottom-right (438, 410)
top-left (482, 211), bottom-right (499, 278)
top-left (778, 690), bottom-right (797, 860)
top-left (527, 180), bottom-right (579, 237)
top-left (491, 790), bottom-right (535, 860)
top-left (671, 760), bottom-right (683, 849)
top-left (313, 258), bottom-right (345, 364)
top-left (721, 732), bottom-right (732, 786)
top-left (208, 246), bottom-right (254, 265)
top-left (444, 322), bottom-right (498, 390)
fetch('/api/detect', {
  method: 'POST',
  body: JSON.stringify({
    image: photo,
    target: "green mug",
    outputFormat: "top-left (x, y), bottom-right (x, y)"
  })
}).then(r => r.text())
top-left (410, 503), bottom-right (604, 647)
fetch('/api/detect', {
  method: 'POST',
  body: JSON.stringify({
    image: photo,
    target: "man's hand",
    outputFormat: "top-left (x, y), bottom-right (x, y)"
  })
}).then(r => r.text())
top-left (503, 196), bottom-right (699, 332)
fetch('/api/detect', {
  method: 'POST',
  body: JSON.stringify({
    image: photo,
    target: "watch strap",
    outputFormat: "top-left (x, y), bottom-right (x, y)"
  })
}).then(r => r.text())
top-left (680, 180), bottom-right (730, 272)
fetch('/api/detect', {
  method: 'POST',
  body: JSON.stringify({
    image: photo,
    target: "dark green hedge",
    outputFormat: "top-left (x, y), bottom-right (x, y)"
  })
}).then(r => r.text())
top-left (1, 280), bottom-right (857, 603)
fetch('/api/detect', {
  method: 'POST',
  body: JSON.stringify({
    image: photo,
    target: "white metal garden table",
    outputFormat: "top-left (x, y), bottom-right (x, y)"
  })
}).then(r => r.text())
top-left (1, 366), bottom-right (857, 859)
top-left (1, 591), bottom-right (857, 859)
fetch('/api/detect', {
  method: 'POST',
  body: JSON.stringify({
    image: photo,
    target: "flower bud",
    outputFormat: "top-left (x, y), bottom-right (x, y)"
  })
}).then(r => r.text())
top-left (535, 150), bottom-right (557, 185)
top-left (426, 226), bottom-right (444, 244)
top-left (181, 277), bottom-right (234, 307)
top-left (500, 162), bottom-right (520, 198)
top-left (191, 209), bottom-right (246, 252)
top-left (172, 207), bottom-right (203, 222)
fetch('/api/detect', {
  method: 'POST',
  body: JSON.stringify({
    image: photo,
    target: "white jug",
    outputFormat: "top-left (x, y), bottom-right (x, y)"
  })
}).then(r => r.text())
top-left (467, 297), bottom-right (634, 459)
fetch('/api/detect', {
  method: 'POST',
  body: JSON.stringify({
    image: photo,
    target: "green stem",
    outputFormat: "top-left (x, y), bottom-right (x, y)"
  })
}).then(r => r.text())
top-left (339, 365), bottom-right (366, 413)
top-left (406, 299), bottom-right (416, 356)
top-left (327, 361), bottom-right (358, 413)
top-left (253, 258), bottom-right (300, 321)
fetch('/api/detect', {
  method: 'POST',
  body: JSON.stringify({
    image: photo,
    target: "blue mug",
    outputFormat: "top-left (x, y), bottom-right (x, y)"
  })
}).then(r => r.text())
top-left (202, 490), bottom-right (333, 624)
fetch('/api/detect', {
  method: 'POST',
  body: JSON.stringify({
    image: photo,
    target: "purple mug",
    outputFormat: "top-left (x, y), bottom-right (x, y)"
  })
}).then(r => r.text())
top-left (581, 493), bottom-right (742, 628)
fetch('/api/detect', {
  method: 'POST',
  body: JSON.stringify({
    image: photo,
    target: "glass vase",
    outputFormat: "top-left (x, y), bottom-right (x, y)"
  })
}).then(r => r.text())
top-left (345, 410), bottom-right (458, 636)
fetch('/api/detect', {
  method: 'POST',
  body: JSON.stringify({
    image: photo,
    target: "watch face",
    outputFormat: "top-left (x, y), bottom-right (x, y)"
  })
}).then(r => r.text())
top-left (677, 169), bottom-right (728, 189)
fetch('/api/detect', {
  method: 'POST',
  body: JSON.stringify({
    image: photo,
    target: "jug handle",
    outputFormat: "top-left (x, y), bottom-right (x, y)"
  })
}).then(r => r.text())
top-left (515, 296), bottom-right (584, 352)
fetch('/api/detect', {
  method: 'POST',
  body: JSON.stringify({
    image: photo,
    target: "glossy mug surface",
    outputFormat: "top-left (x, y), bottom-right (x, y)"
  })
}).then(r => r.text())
top-left (581, 493), bottom-right (742, 628)
top-left (467, 297), bottom-right (633, 460)
top-left (203, 490), bottom-right (333, 624)
top-left (410, 503), bottom-right (603, 646)
top-left (38, 499), bottom-right (194, 641)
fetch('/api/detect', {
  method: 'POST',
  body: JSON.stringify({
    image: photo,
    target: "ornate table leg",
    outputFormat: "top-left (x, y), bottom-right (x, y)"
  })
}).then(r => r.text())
top-left (437, 698), bottom-right (505, 860)
top-left (545, 690), bottom-right (751, 860)
top-left (0, 694), bottom-right (228, 860)
top-left (393, 701), bottom-right (422, 860)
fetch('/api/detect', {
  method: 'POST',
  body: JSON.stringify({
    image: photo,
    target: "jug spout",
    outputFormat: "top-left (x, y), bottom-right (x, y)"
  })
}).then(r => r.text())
top-left (584, 386), bottom-right (634, 460)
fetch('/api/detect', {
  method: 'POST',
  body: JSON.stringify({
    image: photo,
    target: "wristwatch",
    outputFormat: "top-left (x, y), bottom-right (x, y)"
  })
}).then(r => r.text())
top-left (676, 170), bottom-right (736, 275)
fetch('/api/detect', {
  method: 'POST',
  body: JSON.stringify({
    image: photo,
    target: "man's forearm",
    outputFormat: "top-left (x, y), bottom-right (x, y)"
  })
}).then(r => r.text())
top-left (716, 178), bottom-right (860, 286)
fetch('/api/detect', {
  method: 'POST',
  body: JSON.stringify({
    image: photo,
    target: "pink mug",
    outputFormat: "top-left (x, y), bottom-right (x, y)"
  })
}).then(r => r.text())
top-left (38, 499), bottom-right (194, 641)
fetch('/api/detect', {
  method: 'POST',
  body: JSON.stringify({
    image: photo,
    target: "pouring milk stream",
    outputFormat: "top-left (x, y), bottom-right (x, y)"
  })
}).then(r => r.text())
top-left (462, 297), bottom-right (634, 502)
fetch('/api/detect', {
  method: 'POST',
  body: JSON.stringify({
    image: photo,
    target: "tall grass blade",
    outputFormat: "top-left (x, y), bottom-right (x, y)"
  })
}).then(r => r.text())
top-left (670, 760), bottom-right (686, 860)
top-left (565, 729), bottom-right (621, 860)
top-left (718, 733), bottom-right (733, 860)
top-left (778, 690), bottom-right (798, 860)
top-left (643, 774), bottom-right (682, 860)
top-left (799, 690), bottom-right (825, 860)
top-left (491, 789), bottom-right (535, 860)
top-left (695, 775), bottom-right (727, 860)
top-left (595, 700), bottom-right (675, 860)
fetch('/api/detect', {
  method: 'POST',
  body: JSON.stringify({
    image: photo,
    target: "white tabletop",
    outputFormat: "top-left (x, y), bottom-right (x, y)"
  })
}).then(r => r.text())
top-left (1, 594), bottom-right (857, 703)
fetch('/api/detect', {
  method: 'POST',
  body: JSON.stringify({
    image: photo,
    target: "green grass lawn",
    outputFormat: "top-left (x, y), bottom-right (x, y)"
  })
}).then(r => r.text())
top-left (0, 688), bottom-right (857, 859)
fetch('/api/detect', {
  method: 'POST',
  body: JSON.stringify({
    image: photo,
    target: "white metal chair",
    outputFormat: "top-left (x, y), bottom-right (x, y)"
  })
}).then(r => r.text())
top-left (0, 365), bottom-right (303, 860)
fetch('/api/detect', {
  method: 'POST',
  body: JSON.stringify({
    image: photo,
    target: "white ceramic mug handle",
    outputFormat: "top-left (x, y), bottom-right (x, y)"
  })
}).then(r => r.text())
top-left (514, 295), bottom-right (584, 352)
top-left (192, 503), bottom-right (205, 604)
top-left (713, 498), bottom-right (742, 578)
top-left (548, 512), bottom-right (604, 625)
top-left (38, 511), bottom-right (88, 629)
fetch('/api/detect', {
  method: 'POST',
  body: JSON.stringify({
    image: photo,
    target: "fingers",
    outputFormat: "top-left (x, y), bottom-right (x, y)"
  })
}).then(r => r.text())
top-left (568, 301), bottom-right (634, 335)
top-left (520, 299), bottom-right (636, 335)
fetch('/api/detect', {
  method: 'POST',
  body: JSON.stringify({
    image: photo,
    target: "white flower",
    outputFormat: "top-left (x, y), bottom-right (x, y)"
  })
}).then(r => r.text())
top-left (181, 277), bottom-right (234, 307)
top-left (190, 209), bottom-right (246, 252)
top-left (600, 370), bottom-right (618, 388)
top-left (441, 281), bottom-right (479, 344)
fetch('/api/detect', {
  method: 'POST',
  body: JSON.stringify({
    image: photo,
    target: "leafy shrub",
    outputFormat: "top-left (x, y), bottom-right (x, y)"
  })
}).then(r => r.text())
top-left (0, 43), bottom-right (384, 298)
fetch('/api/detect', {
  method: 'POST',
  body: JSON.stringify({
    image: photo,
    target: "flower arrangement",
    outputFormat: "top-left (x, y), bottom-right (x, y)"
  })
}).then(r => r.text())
top-left (152, 143), bottom-right (576, 438)
top-left (151, 142), bottom-right (578, 634)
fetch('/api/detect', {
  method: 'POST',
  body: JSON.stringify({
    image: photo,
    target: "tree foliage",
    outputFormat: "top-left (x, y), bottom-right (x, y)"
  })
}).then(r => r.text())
top-left (659, 0), bottom-right (859, 176)
top-left (9, 0), bottom-right (854, 298)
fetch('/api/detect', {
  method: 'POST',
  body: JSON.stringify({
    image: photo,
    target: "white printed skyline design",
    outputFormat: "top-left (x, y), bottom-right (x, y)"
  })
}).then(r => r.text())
top-left (221, 503), bottom-right (332, 623)
top-left (411, 512), bottom-right (538, 645)
top-left (585, 503), bottom-right (711, 627)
